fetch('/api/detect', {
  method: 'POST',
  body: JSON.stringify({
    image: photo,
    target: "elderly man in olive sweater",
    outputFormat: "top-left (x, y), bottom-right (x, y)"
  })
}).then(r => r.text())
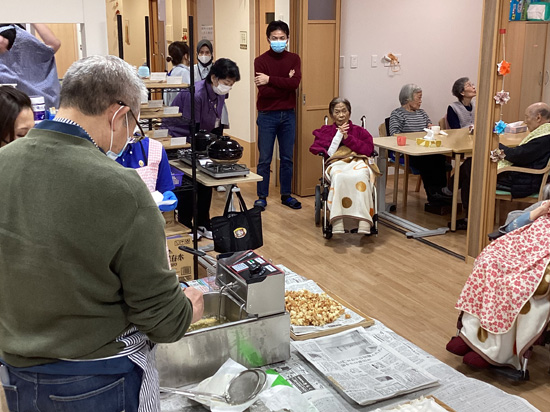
top-left (0, 55), bottom-right (203, 411)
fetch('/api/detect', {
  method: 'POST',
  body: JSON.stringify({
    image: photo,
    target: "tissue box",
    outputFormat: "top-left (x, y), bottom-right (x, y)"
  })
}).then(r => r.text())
top-left (504, 124), bottom-right (528, 133)
top-left (416, 138), bottom-right (441, 147)
top-left (527, 2), bottom-right (550, 20)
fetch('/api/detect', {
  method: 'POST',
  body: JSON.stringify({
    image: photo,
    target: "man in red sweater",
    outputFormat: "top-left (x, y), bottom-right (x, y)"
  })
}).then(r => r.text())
top-left (254, 20), bottom-right (302, 210)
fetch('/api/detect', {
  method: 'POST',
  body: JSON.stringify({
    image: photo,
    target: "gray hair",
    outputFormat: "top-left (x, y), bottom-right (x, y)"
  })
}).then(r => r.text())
top-left (399, 83), bottom-right (422, 106)
top-left (543, 183), bottom-right (550, 201)
top-left (328, 97), bottom-right (351, 116)
top-left (59, 55), bottom-right (147, 117)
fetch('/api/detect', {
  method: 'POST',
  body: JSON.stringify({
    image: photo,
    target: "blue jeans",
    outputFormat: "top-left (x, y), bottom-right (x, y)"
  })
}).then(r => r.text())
top-left (1, 365), bottom-right (142, 411)
top-left (256, 110), bottom-right (296, 198)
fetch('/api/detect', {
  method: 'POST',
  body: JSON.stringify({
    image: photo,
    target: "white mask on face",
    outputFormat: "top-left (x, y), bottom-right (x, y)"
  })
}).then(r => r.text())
top-left (106, 107), bottom-right (130, 160)
top-left (213, 83), bottom-right (232, 95)
top-left (198, 55), bottom-right (212, 65)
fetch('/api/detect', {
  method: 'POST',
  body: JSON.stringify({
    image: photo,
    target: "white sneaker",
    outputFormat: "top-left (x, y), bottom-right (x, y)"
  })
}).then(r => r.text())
top-left (198, 226), bottom-right (213, 240)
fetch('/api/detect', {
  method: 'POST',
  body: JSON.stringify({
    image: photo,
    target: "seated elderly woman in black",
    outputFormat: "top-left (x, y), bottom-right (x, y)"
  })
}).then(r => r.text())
top-left (389, 83), bottom-right (450, 205)
top-left (447, 77), bottom-right (476, 129)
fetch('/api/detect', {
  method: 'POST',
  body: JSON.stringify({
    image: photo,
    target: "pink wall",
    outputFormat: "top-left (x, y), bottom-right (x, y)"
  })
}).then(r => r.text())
top-left (339, 0), bottom-right (483, 134)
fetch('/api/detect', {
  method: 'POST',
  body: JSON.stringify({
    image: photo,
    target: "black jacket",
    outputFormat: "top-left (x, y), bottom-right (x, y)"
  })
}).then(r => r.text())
top-left (499, 132), bottom-right (550, 198)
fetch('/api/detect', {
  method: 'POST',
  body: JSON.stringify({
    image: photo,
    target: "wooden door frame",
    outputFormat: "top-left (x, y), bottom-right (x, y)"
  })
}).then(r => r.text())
top-left (292, 0), bottom-right (341, 196)
top-left (466, 0), bottom-right (507, 260)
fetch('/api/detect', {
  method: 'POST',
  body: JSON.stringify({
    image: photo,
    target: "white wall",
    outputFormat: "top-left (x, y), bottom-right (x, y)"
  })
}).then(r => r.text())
top-left (2, 0), bottom-right (108, 56)
top-left (214, 0), bottom-right (255, 143)
top-left (340, 0), bottom-right (483, 134)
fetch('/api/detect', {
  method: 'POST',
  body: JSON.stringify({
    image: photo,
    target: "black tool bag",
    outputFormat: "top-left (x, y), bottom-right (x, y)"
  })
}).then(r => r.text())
top-left (211, 190), bottom-right (263, 253)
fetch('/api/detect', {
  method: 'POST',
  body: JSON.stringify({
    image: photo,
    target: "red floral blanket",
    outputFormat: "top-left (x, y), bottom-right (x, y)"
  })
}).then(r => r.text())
top-left (456, 215), bottom-right (550, 334)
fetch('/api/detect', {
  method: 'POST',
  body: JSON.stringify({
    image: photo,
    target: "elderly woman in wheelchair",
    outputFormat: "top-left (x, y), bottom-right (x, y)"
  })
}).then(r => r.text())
top-left (447, 186), bottom-right (550, 380)
top-left (310, 97), bottom-right (378, 236)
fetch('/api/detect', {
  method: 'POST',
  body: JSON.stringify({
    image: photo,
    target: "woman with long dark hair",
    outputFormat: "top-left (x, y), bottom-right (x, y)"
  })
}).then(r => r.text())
top-left (0, 85), bottom-right (33, 146)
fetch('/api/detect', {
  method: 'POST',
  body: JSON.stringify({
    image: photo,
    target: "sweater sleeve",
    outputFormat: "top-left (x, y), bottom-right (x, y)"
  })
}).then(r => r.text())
top-left (499, 137), bottom-right (550, 167)
top-left (389, 109), bottom-right (402, 136)
top-left (342, 125), bottom-right (374, 156)
top-left (310, 125), bottom-right (333, 156)
top-left (255, 54), bottom-right (301, 99)
top-left (116, 202), bottom-right (193, 343)
top-left (268, 55), bottom-right (301, 91)
top-left (447, 106), bottom-right (461, 129)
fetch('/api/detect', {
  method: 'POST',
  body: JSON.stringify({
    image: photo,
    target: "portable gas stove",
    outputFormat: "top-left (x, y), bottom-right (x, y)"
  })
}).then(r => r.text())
top-left (177, 150), bottom-right (250, 178)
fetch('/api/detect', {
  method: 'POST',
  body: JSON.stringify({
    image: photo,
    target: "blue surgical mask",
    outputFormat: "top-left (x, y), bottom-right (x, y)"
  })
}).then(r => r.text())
top-left (270, 40), bottom-right (287, 53)
top-left (106, 107), bottom-right (131, 160)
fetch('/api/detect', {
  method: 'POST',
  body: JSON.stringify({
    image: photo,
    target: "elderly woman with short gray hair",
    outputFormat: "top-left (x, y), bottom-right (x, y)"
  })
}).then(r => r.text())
top-left (388, 83), bottom-right (450, 205)
top-left (447, 77), bottom-right (476, 129)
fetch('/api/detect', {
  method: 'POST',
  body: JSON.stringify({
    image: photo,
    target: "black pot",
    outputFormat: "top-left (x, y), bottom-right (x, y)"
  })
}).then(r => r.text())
top-left (193, 130), bottom-right (217, 154)
top-left (207, 135), bottom-right (243, 164)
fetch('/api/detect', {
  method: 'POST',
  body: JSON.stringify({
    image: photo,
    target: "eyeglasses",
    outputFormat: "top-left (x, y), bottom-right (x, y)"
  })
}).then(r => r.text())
top-left (117, 101), bottom-right (147, 144)
top-left (465, 82), bottom-right (475, 88)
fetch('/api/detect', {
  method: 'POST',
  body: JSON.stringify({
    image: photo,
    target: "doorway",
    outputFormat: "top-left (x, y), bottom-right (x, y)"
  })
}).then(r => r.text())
top-left (292, 0), bottom-right (341, 196)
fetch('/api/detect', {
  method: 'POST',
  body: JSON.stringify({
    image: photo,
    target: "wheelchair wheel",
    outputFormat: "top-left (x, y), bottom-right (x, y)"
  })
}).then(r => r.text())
top-left (323, 224), bottom-right (333, 239)
top-left (314, 185), bottom-right (321, 226)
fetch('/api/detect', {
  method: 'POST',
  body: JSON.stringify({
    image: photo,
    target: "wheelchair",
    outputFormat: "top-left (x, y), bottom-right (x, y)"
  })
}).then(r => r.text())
top-left (314, 115), bottom-right (379, 239)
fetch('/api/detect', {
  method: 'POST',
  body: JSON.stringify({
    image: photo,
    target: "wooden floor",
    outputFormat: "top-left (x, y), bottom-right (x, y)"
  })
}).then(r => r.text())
top-left (220, 182), bottom-right (550, 411)
top-left (2, 181), bottom-right (548, 411)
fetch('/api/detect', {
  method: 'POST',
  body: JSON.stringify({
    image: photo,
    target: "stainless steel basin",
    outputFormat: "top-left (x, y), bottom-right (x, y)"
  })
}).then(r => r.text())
top-left (156, 291), bottom-right (290, 387)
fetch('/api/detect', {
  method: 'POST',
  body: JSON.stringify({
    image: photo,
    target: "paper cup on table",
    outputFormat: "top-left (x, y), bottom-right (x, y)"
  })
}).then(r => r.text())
top-left (396, 135), bottom-right (407, 146)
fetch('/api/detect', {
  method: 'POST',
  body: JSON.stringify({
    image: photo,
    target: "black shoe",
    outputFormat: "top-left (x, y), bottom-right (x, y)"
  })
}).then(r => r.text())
top-left (448, 218), bottom-right (468, 230)
top-left (428, 192), bottom-right (452, 204)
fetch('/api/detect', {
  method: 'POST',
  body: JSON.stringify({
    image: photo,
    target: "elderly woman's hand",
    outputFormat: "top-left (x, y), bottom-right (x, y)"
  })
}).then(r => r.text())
top-left (338, 122), bottom-right (349, 138)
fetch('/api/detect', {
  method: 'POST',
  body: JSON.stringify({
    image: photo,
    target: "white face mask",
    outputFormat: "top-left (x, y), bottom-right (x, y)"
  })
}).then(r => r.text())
top-left (106, 106), bottom-right (131, 160)
top-left (213, 83), bottom-right (232, 96)
top-left (198, 55), bottom-right (212, 65)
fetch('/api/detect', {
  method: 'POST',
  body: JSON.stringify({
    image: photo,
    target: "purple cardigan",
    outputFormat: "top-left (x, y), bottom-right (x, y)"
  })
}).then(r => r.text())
top-left (310, 121), bottom-right (374, 157)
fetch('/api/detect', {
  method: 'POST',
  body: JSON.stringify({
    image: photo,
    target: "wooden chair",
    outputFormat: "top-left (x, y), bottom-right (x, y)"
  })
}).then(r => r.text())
top-left (494, 161), bottom-right (550, 223)
top-left (378, 120), bottom-right (422, 204)
top-left (438, 116), bottom-right (448, 129)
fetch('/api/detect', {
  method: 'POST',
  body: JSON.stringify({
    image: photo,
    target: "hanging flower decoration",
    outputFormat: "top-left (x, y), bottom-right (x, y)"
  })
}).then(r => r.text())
top-left (497, 60), bottom-right (511, 75)
top-left (490, 148), bottom-right (506, 162)
top-left (494, 90), bottom-right (510, 105)
top-left (494, 120), bottom-right (507, 134)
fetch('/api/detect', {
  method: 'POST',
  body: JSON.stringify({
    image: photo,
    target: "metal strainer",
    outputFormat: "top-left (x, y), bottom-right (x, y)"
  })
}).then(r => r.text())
top-left (160, 368), bottom-right (267, 405)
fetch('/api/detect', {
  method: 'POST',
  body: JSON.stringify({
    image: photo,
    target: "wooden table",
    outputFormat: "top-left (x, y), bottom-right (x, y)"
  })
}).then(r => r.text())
top-left (374, 129), bottom-right (527, 232)
top-left (373, 136), bottom-right (452, 238)
top-left (169, 159), bottom-right (262, 187)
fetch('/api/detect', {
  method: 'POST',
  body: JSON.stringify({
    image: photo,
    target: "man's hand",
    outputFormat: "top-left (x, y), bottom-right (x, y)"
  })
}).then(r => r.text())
top-left (184, 287), bottom-right (204, 324)
top-left (289, 69), bottom-right (295, 78)
top-left (254, 72), bottom-right (269, 86)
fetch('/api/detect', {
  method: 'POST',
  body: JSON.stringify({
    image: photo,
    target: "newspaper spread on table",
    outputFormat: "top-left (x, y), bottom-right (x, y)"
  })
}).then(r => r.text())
top-left (268, 322), bottom-right (540, 412)
top-left (292, 326), bottom-right (439, 406)
top-left (278, 264), bottom-right (368, 336)
top-left (161, 265), bottom-right (541, 412)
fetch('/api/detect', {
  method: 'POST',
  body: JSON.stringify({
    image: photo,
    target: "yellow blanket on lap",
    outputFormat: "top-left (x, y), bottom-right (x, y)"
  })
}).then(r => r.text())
top-left (325, 147), bottom-right (378, 226)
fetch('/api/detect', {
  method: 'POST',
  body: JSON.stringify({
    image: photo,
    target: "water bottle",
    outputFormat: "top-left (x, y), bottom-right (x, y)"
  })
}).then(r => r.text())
top-left (138, 62), bottom-right (150, 79)
top-left (30, 96), bottom-right (46, 125)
